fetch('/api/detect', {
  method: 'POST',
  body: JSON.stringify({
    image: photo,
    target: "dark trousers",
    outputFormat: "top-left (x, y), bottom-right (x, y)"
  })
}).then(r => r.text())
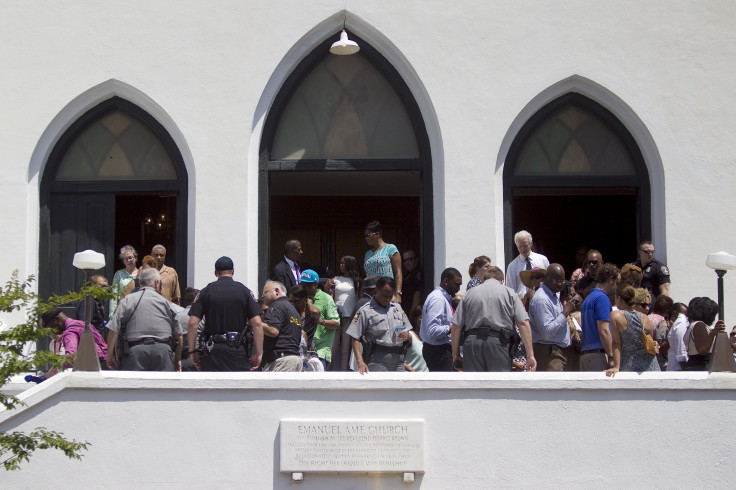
top-left (200, 343), bottom-right (251, 371)
top-left (422, 343), bottom-right (454, 371)
top-left (532, 343), bottom-right (567, 371)
top-left (367, 351), bottom-right (406, 372)
top-left (121, 343), bottom-right (174, 371)
top-left (463, 335), bottom-right (511, 372)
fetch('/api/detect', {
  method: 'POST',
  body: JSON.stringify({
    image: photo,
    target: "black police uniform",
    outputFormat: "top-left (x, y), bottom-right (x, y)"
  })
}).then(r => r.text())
top-left (262, 297), bottom-right (301, 365)
top-left (634, 258), bottom-right (671, 298)
top-left (189, 276), bottom-right (260, 371)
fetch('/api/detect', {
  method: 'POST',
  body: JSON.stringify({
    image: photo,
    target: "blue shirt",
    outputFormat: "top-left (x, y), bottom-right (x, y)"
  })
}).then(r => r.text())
top-left (419, 286), bottom-right (453, 345)
top-left (580, 288), bottom-right (612, 351)
top-left (529, 283), bottom-right (571, 348)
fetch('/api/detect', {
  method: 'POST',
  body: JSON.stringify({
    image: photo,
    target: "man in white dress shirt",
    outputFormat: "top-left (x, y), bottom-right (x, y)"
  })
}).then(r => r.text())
top-left (505, 230), bottom-right (550, 298)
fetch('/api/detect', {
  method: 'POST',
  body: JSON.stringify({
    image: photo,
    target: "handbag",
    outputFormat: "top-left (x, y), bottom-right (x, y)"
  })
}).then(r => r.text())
top-left (641, 328), bottom-right (657, 356)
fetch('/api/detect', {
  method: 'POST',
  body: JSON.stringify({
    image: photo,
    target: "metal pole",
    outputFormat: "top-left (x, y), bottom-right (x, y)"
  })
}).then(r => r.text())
top-left (73, 269), bottom-right (101, 371)
top-left (716, 269), bottom-right (726, 321)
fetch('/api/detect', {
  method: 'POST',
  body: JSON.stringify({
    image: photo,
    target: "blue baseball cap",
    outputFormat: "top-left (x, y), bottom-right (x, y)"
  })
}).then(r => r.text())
top-left (299, 269), bottom-right (319, 283)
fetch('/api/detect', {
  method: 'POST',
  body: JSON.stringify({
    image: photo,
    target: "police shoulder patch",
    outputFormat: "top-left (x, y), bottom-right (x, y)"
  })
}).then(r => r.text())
top-left (661, 266), bottom-right (670, 276)
top-left (352, 311), bottom-right (361, 323)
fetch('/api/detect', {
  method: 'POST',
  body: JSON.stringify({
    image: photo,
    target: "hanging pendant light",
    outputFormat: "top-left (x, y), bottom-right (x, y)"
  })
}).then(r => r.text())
top-left (330, 29), bottom-right (359, 55)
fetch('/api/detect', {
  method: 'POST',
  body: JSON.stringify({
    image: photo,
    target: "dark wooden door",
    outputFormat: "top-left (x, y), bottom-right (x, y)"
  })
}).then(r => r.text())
top-left (47, 193), bottom-right (115, 303)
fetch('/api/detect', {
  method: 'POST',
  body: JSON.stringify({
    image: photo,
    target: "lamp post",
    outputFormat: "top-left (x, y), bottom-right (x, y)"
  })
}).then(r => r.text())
top-left (72, 249), bottom-right (106, 371)
top-left (705, 251), bottom-right (736, 320)
top-left (705, 251), bottom-right (736, 372)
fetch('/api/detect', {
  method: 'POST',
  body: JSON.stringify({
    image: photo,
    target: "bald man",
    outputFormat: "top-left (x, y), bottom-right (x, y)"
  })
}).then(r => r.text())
top-left (528, 263), bottom-right (575, 371)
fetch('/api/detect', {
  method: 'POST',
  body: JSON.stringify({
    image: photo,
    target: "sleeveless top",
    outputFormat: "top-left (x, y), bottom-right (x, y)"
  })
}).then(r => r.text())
top-left (619, 310), bottom-right (660, 372)
top-left (364, 244), bottom-right (399, 278)
top-left (685, 320), bottom-right (711, 356)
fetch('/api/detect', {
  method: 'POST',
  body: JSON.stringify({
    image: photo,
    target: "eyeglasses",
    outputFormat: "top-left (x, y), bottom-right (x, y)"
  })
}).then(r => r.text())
top-left (364, 232), bottom-right (378, 238)
top-left (262, 288), bottom-right (275, 296)
top-left (640, 249), bottom-right (655, 255)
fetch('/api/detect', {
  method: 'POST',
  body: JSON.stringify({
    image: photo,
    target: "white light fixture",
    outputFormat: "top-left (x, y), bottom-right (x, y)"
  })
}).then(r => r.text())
top-left (706, 251), bottom-right (736, 271)
top-left (72, 250), bottom-right (106, 271)
top-left (330, 29), bottom-right (359, 55)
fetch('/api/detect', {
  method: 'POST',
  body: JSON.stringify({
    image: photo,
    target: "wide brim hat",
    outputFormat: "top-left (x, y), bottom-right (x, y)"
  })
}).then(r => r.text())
top-left (520, 267), bottom-right (546, 289)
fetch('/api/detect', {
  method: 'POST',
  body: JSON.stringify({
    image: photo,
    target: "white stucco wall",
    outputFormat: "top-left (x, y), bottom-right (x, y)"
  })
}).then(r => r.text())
top-left (0, 1), bottom-right (734, 319)
top-left (1, 371), bottom-right (734, 488)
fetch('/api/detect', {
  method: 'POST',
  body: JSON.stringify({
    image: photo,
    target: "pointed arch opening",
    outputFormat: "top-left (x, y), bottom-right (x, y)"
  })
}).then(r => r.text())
top-left (40, 96), bottom-right (188, 308)
top-left (259, 31), bottom-right (433, 288)
top-left (503, 93), bottom-right (651, 274)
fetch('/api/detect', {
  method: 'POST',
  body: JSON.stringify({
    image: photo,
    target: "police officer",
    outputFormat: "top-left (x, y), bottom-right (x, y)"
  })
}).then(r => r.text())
top-left (450, 274), bottom-right (536, 372)
top-left (106, 267), bottom-right (182, 371)
top-left (633, 241), bottom-right (670, 298)
top-left (187, 256), bottom-right (264, 371)
top-left (347, 276), bottom-right (411, 373)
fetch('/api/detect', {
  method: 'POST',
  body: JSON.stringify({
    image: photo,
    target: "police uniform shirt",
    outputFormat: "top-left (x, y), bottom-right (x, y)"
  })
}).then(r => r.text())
top-left (189, 276), bottom-right (260, 334)
top-left (107, 286), bottom-right (180, 341)
top-left (346, 298), bottom-right (410, 347)
top-left (452, 279), bottom-right (528, 333)
top-left (634, 258), bottom-right (670, 298)
top-left (262, 297), bottom-right (302, 356)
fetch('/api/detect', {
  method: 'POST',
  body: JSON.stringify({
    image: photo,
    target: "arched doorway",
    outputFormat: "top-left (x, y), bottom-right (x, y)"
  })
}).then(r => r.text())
top-left (259, 32), bottom-right (432, 287)
top-left (504, 93), bottom-right (651, 274)
top-left (39, 96), bottom-right (188, 308)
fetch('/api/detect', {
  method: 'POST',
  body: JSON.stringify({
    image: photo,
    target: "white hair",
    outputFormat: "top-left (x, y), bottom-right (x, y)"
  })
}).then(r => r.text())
top-left (514, 230), bottom-right (532, 245)
top-left (266, 280), bottom-right (286, 296)
top-left (138, 267), bottom-right (161, 287)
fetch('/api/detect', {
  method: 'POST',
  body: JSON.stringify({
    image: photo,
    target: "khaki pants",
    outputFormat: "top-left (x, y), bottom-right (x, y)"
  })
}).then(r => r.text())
top-left (580, 352), bottom-right (608, 371)
top-left (263, 355), bottom-right (302, 372)
top-left (532, 343), bottom-right (566, 371)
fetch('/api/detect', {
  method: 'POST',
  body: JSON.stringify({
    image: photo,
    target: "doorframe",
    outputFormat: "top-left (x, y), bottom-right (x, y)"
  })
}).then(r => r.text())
top-left (39, 97), bottom-right (188, 300)
top-left (502, 93), bottom-right (651, 267)
top-left (258, 33), bottom-right (433, 293)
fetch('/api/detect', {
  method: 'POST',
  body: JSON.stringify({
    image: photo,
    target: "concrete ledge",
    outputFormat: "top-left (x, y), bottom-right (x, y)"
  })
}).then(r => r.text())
top-left (3, 370), bottom-right (735, 425)
top-left (2, 371), bottom-right (735, 488)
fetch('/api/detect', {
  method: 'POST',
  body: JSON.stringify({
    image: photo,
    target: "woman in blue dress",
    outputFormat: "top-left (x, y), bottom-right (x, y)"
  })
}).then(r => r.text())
top-left (363, 221), bottom-right (402, 301)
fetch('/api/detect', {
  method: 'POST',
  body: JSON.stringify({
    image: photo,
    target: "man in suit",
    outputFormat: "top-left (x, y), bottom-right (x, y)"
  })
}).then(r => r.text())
top-left (271, 239), bottom-right (303, 292)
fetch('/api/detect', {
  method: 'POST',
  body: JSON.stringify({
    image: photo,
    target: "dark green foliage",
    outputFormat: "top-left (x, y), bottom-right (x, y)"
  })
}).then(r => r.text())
top-left (0, 271), bottom-right (112, 470)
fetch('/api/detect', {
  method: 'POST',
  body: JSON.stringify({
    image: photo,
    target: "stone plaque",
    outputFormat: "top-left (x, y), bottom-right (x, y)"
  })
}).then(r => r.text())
top-left (280, 419), bottom-right (424, 473)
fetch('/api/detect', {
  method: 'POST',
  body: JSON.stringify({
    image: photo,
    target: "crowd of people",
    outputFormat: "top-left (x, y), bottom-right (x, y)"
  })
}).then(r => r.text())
top-left (35, 223), bottom-right (736, 376)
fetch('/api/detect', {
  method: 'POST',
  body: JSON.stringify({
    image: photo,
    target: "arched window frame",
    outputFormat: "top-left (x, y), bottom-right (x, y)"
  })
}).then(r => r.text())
top-left (39, 96), bottom-right (189, 298)
top-left (503, 93), bottom-right (651, 263)
top-left (258, 31), bottom-right (433, 288)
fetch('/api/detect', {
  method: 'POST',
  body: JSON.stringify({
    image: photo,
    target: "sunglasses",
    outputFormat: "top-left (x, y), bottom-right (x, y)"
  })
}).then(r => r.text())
top-left (587, 260), bottom-right (600, 265)
top-left (731, 332), bottom-right (736, 338)
top-left (640, 249), bottom-right (655, 255)
top-left (638, 303), bottom-right (651, 308)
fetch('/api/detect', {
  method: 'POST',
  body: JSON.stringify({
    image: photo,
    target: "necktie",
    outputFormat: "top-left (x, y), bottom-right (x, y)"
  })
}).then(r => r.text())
top-left (525, 257), bottom-right (532, 270)
top-left (295, 264), bottom-right (301, 283)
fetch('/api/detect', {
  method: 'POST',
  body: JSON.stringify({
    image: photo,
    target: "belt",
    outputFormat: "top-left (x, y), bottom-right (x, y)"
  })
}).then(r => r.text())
top-left (372, 344), bottom-right (405, 354)
top-left (465, 327), bottom-right (510, 342)
top-left (581, 348), bottom-right (606, 355)
top-left (264, 350), bottom-right (300, 363)
top-left (128, 337), bottom-right (171, 347)
top-left (206, 332), bottom-right (239, 343)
